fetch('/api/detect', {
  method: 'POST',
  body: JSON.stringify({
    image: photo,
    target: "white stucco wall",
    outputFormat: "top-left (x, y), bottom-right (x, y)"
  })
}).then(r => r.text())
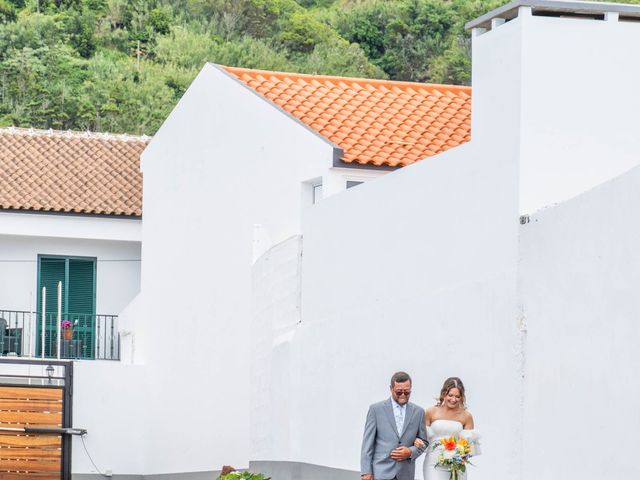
top-left (250, 15), bottom-right (528, 472)
top-left (0, 232), bottom-right (141, 315)
top-left (323, 167), bottom-right (388, 198)
top-left (283, 140), bottom-right (521, 479)
top-left (482, 8), bottom-right (640, 215)
top-left (0, 215), bottom-right (142, 475)
top-left (71, 361), bottom-right (146, 476)
top-left (250, 11), bottom-right (527, 479)
top-left (251, 235), bottom-right (302, 462)
top-left (520, 166), bottom-right (640, 480)
top-left (136, 63), bottom-right (336, 474)
top-left (0, 211), bottom-right (141, 242)
top-left (252, 7), bottom-right (640, 479)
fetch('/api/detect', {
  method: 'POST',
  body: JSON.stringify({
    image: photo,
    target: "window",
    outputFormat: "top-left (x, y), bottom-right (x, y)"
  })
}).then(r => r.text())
top-left (312, 183), bottom-right (323, 204)
top-left (37, 256), bottom-right (96, 358)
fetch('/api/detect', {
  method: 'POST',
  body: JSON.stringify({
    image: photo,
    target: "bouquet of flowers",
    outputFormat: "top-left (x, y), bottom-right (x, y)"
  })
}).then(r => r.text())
top-left (432, 435), bottom-right (473, 480)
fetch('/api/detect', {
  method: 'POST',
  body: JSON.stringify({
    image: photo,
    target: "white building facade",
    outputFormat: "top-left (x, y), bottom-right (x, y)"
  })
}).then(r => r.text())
top-left (2, 2), bottom-right (639, 479)
top-left (125, 2), bottom-right (640, 479)
top-left (0, 129), bottom-right (146, 479)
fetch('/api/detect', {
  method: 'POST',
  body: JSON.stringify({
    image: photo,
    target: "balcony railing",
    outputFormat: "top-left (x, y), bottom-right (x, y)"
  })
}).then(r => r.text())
top-left (0, 310), bottom-right (120, 360)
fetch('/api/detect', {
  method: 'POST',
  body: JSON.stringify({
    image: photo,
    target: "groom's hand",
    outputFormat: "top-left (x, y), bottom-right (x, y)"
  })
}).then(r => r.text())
top-left (390, 446), bottom-right (411, 461)
top-left (361, 475), bottom-right (373, 480)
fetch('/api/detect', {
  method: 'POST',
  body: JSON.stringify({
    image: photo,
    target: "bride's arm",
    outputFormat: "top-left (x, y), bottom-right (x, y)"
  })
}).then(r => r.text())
top-left (461, 412), bottom-right (481, 455)
top-left (413, 408), bottom-right (432, 449)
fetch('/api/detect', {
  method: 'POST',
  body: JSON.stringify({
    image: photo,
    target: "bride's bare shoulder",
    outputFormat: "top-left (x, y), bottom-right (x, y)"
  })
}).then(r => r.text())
top-left (424, 407), bottom-right (433, 423)
top-left (425, 405), bottom-right (439, 420)
top-left (462, 409), bottom-right (475, 428)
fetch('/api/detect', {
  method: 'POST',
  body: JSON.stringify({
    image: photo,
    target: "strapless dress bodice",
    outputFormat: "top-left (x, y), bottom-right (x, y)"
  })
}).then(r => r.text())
top-left (423, 419), bottom-right (481, 480)
top-left (427, 419), bottom-right (481, 452)
top-left (427, 419), bottom-right (464, 441)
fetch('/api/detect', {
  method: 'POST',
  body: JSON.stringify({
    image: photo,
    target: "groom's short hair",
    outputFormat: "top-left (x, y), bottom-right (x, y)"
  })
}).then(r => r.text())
top-left (390, 371), bottom-right (412, 386)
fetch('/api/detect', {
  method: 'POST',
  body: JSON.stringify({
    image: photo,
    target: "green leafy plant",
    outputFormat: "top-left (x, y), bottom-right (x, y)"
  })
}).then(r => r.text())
top-left (219, 472), bottom-right (271, 480)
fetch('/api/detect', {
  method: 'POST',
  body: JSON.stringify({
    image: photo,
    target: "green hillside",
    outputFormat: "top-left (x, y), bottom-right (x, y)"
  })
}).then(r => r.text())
top-left (0, 0), bottom-right (634, 135)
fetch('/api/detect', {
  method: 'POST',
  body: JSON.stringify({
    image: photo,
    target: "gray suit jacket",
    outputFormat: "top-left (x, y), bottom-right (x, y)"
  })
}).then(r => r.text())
top-left (361, 399), bottom-right (428, 480)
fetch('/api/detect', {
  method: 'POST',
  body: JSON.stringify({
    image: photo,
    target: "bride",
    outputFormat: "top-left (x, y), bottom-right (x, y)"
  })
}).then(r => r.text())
top-left (416, 377), bottom-right (481, 480)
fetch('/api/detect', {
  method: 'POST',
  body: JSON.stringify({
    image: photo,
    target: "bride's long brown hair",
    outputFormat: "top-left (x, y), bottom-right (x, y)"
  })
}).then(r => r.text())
top-left (436, 377), bottom-right (467, 409)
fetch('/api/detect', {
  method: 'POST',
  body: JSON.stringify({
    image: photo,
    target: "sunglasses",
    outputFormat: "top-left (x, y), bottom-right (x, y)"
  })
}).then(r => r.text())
top-left (394, 390), bottom-right (411, 396)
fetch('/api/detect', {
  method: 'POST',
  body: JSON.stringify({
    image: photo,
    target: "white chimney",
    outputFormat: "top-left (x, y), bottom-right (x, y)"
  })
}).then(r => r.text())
top-left (467, 1), bottom-right (640, 214)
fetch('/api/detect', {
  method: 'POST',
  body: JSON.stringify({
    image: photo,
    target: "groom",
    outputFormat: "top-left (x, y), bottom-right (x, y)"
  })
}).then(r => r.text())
top-left (361, 371), bottom-right (427, 480)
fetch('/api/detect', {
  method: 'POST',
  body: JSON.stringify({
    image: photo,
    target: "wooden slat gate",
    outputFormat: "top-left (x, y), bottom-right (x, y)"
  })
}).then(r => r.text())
top-left (0, 361), bottom-right (71, 480)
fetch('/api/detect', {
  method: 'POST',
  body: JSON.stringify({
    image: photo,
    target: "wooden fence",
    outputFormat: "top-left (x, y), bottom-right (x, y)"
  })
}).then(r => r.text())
top-left (0, 386), bottom-right (63, 479)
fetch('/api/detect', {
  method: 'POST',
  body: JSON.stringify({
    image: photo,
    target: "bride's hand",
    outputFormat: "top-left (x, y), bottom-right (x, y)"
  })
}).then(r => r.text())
top-left (414, 438), bottom-right (426, 449)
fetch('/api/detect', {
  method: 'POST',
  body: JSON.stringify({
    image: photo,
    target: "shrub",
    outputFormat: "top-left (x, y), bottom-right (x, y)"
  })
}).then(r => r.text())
top-left (219, 472), bottom-right (270, 480)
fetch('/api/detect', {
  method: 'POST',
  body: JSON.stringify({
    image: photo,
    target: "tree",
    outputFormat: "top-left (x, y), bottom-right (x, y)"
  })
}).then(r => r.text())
top-left (64, 8), bottom-right (98, 58)
top-left (0, 0), bottom-right (17, 23)
top-left (0, 0), bottom-right (547, 133)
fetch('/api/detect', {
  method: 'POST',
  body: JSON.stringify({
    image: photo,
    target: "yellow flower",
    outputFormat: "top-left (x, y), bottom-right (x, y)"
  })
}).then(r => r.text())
top-left (456, 438), bottom-right (471, 454)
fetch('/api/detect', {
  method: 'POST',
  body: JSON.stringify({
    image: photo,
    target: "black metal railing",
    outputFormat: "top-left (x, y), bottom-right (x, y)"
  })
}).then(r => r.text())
top-left (0, 310), bottom-right (120, 360)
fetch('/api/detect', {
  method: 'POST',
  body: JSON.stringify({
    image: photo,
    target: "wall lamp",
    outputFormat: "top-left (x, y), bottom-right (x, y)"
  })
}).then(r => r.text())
top-left (45, 364), bottom-right (54, 384)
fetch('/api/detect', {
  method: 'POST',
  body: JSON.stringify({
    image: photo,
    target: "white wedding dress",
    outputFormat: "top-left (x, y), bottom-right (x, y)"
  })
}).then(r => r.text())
top-left (422, 419), bottom-right (481, 480)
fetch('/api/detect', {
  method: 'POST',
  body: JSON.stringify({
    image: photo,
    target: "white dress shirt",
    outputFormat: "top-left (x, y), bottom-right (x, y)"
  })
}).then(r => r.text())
top-left (392, 399), bottom-right (406, 435)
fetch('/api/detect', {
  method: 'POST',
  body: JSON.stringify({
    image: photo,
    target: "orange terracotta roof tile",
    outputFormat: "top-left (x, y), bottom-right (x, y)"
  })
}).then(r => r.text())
top-left (0, 127), bottom-right (148, 216)
top-left (224, 66), bottom-right (471, 168)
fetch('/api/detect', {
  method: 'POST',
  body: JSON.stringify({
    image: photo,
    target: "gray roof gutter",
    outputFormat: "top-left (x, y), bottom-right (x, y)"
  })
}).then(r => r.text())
top-left (465, 0), bottom-right (640, 30)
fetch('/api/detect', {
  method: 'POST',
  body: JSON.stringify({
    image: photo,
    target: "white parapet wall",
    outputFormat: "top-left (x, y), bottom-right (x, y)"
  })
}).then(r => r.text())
top-left (519, 165), bottom-right (640, 480)
top-left (471, 2), bottom-right (640, 215)
top-left (518, 7), bottom-right (640, 215)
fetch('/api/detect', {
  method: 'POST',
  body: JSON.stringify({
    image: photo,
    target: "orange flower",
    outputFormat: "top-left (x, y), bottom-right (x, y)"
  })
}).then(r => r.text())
top-left (442, 436), bottom-right (457, 451)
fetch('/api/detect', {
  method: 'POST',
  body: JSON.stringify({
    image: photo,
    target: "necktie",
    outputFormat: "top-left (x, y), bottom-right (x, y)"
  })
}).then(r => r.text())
top-left (395, 405), bottom-right (405, 434)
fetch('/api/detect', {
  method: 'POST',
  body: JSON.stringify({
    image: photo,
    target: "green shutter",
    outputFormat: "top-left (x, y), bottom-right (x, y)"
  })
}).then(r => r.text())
top-left (39, 258), bottom-right (66, 314)
top-left (68, 259), bottom-right (96, 359)
top-left (38, 258), bottom-right (65, 357)
top-left (68, 259), bottom-right (95, 315)
top-left (37, 256), bottom-right (96, 358)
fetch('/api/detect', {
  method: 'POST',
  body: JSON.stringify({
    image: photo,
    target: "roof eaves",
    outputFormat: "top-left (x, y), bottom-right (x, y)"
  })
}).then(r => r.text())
top-left (332, 155), bottom-right (401, 171)
top-left (210, 63), bottom-right (342, 157)
top-left (0, 208), bottom-right (142, 219)
top-left (465, 0), bottom-right (640, 30)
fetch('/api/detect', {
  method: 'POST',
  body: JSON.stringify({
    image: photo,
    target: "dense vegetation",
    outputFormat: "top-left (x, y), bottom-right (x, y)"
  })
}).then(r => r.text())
top-left (0, 0), bottom-right (635, 135)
